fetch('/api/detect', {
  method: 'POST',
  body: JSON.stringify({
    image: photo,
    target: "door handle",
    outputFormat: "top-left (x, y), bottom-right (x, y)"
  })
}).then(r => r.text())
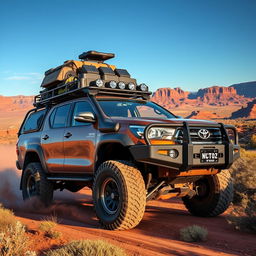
top-left (64, 132), bottom-right (72, 138)
top-left (42, 135), bottom-right (49, 140)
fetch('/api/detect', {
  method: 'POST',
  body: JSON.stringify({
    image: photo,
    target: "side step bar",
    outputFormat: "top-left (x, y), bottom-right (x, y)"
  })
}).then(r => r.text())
top-left (47, 176), bottom-right (93, 182)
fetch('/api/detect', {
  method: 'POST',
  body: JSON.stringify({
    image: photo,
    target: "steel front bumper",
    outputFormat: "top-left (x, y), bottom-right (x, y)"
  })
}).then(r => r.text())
top-left (129, 122), bottom-right (240, 171)
top-left (129, 143), bottom-right (240, 171)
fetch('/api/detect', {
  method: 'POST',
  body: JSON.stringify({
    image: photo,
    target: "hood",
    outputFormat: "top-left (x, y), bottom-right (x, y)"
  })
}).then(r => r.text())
top-left (110, 117), bottom-right (217, 126)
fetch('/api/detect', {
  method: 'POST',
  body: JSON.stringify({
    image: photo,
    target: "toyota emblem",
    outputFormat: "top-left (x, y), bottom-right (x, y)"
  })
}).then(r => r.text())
top-left (198, 129), bottom-right (210, 139)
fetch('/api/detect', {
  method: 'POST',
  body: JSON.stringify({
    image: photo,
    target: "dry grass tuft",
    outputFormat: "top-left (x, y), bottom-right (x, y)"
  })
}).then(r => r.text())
top-left (0, 204), bottom-right (17, 233)
top-left (45, 240), bottom-right (126, 256)
top-left (180, 225), bottom-right (208, 242)
top-left (228, 149), bottom-right (256, 233)
top-left (0, 204), bottom-right (35, 256)
top-left (39, 216), bottom-right (61, 239)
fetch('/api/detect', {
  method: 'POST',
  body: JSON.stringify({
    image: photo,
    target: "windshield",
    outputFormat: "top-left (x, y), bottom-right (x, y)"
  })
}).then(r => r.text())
top-left (97, 99), bottom-right (176, 119)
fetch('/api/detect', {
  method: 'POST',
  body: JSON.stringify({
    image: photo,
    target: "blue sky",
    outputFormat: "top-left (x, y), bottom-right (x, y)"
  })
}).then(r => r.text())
top-left (0, 0), bottom-right (255, 96)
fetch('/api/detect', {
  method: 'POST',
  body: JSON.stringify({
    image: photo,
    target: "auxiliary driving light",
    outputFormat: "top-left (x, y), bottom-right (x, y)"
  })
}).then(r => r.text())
top-left (169, 149), bottom-right (179, 159)
top-left (109, 80), bottom-right (117, 89)
top-left (128, 82), bottom-right (135, 90)
top-left (118, 81), bottom-right (126, 89)
top-left (138, 83), bottom-right (148, 91)
top-left (95, 79), bottom-right (104, 87)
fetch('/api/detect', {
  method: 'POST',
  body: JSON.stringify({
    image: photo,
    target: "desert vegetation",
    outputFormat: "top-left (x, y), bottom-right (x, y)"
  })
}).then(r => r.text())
top-left (179, 225), bottom-right (208, 242)
top-left (228, 150), bottom-right (256, 233)
top-left (45, 240), bottom-right (126, 256)
top-left (39, 216), bottom-right (62, 239)
top-left (0, 204), bottom-right (34, 256)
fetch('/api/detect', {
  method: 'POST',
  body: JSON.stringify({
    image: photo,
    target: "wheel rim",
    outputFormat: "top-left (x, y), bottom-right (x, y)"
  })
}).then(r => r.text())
top-left (100, 178), bottom-right (120, 215)
top-left (26, 174), bottom-right (37, 198)
top-left (195, 179), bottom-right (210, 199)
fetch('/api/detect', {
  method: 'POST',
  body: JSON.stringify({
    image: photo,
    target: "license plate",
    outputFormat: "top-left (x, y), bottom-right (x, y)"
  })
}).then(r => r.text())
top-left (200, 149), bottom-right (219, 163)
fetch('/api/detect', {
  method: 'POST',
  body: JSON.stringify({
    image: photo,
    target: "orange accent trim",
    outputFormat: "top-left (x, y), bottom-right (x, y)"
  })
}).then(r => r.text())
top-left (177, 169), bottom-right (218, 176)
top-left (159, 193), bottom-right (178, 200)
top-left (157, 150), bottom-right (168, 155)
top-left (150, 139), bottom-right (175, 145)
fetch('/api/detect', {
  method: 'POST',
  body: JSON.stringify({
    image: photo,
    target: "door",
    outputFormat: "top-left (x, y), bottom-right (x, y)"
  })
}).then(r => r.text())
top-left (63, 100), bottom-right (97, 173)
top-left (41, 103), bottom-right (71, 173)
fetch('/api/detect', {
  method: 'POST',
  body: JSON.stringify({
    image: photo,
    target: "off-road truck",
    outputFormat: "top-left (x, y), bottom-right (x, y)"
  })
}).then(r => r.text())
top-left (16, 51), bottom-right (240, 230)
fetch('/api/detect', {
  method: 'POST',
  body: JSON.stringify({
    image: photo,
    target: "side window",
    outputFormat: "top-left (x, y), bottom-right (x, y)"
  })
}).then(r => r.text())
top-left (72, 101), bottom-right (94, 126)
top-left (22, 109), bottom-right (46, 133)
top-left (51, 104), bottom-right (71, 128)
top-left (49, 108), bottom-right (56, 127)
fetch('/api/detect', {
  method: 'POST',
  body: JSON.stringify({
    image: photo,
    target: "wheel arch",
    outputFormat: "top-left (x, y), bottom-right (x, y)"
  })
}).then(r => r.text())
top-left (95, 141), bottom-right (134, 171)
top-left (20, 148), bottom-right (48, 190)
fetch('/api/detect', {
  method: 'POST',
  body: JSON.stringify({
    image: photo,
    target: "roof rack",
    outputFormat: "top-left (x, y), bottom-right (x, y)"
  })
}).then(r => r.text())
top-left (34, 81), bottom-right (151, 108)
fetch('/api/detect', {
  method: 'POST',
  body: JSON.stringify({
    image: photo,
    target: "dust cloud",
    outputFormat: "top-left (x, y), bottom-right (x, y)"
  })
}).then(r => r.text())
top-left (0, 145), bottom-right (93, 223)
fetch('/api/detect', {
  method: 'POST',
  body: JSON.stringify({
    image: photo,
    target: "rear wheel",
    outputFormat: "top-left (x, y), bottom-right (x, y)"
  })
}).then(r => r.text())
top-left (93, 160), bottom-right (146, 230)
top-left (182, 170), bottom-right (233, 217)
top-left (22, 162), bottom-right (53, 206)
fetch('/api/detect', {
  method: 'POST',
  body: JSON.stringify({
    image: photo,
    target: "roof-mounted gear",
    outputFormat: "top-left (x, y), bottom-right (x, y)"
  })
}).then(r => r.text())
top-left (35, 51), bottom-right (151, 108)
top-left (79, 50), bottom-right (115, 62)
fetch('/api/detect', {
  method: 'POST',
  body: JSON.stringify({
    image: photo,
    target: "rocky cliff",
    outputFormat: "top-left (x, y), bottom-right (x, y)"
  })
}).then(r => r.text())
top-left (231, 99), bottom-right (256, 119)
top-left (230, 81), bottom-right (256, 98)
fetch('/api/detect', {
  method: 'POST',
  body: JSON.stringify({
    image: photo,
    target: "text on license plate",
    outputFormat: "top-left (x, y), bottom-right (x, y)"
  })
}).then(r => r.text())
top-left (200, 149), bottom-right (219, 163)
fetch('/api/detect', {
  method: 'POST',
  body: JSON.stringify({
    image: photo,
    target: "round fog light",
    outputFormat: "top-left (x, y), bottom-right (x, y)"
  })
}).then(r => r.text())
top-left (169, 149), bottom-right (178, 158)
top-left (95, 79), bottom-right (104, 87)
top-left (118, 82), bottom-right (126, 89)
top-left (109, 81), bottom-right (117, 89)
top-left (128, 82), bottom-right (135, 90)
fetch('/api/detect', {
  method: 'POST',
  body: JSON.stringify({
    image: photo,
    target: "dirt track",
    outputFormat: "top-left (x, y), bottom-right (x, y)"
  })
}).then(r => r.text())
top-left (1, 145), bottom-right (256, 256)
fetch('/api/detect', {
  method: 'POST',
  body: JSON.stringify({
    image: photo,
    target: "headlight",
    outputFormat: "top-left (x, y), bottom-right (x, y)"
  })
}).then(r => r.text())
top-left (118, 82), bottom-right (126, 89)
top-left (129, 125), bottom-right (146, 138)
top-left (148, 127), bottom-right (175, 140)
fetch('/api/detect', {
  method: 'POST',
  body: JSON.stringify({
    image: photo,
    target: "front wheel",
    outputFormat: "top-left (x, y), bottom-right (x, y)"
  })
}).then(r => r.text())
top-left (182, 170), bottom-right (233, 217)
top-left (22, 162), bottom-right (53, 206)
top-left (93, 161), bottom-right (146, 230)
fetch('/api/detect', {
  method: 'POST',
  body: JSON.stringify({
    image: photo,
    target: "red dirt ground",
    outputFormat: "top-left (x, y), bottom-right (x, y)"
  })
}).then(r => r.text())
top-left (1, 145), bottom-right (256, 256)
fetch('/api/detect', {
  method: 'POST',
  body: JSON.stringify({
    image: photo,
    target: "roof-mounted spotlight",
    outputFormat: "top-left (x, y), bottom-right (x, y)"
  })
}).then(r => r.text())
top-left (128, 82), bottom-right (135, 90)
top-left (118, 82), bottom-right (126, 89)
top-left (91, 79), bottom-right (104, 87)
top-left (138, 83), bottom-right (148, 91)
top-left (108, 80), bottom-right (117, 89)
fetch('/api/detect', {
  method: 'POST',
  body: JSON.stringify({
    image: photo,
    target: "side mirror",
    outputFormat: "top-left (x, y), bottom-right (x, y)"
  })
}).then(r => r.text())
top-left (74, 112), bottom-right (96, 123)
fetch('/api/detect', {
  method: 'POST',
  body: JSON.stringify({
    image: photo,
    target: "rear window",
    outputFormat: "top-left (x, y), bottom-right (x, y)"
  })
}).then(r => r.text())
top-left (22, 109), bottom-right (46, 133)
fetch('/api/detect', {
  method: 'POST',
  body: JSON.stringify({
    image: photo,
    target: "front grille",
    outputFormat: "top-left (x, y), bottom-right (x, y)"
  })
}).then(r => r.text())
top-left (175, 127), bottom-right (223, 144)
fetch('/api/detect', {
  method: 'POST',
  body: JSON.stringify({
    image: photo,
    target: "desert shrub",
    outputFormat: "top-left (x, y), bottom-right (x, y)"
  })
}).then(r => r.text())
top-left (39, 216), bottom-right (61, 239)
top-left (45, 240), bottom-right (126, 256)
top-left (0, 205), bottom-right (17, 233)
top-left (0, 206), bottom-right (31, 256)
top-left (250, 134), bottom-right (256, 148)
top-left (228, 149), bottom-right (256, 233)
top-left (180, 225), bottom-right (208, 242)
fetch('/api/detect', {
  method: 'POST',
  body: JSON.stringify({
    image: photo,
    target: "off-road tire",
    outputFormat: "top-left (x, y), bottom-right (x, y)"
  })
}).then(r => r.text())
top-left (22, 162), bottom-right (53, 206)
top-left (93, 160), bottom-right (146, 230)
top-left (182, 170), bottom-right (233, 217)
